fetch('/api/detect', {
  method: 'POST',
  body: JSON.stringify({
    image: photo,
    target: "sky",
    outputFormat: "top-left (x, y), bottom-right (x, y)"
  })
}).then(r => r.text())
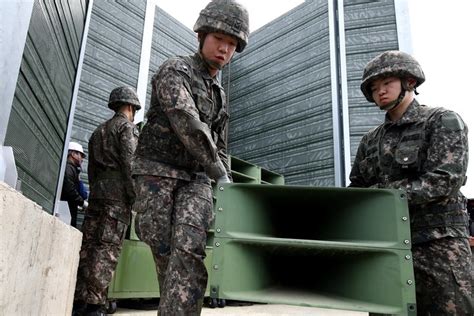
top-left (156, 0), bottom-right (473, 196)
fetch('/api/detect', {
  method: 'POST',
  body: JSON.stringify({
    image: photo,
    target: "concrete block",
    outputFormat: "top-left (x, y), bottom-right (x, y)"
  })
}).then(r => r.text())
top-left (0, 181), bottom-right (82, 315)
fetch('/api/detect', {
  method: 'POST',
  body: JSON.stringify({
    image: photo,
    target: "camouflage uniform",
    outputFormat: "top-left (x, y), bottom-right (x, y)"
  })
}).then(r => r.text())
top-left (74, 87), bottom-right (140, 308)
top-left (350, 51), bottom-right (472, 315)
top-left (132, 1), bottom-right (249, 314)
top-left (133, 53), bottom-right (229, 315)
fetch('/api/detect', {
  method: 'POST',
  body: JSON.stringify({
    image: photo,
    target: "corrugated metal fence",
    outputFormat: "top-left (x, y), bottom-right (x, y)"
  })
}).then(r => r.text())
top-left (4, 0), bottom-right (88, 212)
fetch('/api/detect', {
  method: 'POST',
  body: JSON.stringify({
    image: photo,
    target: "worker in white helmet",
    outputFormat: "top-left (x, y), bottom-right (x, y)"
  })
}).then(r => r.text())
top-left (60, 141), bottom-right (88, 228)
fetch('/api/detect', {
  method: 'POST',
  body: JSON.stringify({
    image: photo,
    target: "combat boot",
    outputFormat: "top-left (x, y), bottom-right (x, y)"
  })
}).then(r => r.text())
top-left (72, 300), bottom-right (87, 316)
top-left (83, 304), bottom-right (106, 316)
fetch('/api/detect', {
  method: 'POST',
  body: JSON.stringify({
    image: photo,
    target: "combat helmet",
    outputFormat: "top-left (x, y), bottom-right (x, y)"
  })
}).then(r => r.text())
top-left (108, 86), bottom-right (141, 111)
top-left (194, 0), bottom-right (249, 53)
top-left (360, 50), bottom-right (425, 103)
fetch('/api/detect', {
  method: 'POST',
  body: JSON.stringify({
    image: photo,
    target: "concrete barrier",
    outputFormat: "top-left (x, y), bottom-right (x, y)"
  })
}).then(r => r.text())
top-left (0, 181), bottom-right (82, 315)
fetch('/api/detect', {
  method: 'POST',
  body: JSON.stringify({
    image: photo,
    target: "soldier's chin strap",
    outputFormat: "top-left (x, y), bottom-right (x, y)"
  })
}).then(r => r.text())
top-left (379, 90), bottom-right (405, 111)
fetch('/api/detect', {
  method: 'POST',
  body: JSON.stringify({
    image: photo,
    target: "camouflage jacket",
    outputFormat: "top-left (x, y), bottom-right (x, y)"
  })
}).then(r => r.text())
top-left (133, 53), bottom-right (231, 181)
top-left (349, 100), bottom-right (469, 243)
top-left (88, 112), bottom-right (139, 206)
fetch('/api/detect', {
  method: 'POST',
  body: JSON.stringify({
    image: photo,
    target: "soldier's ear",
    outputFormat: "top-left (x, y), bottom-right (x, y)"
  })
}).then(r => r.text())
top-left (406, 78), bottom-right (417, 90)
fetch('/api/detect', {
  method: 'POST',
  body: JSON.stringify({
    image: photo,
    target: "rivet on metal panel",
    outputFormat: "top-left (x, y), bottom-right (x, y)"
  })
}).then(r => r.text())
top-left (407, 280), bottom-right (413, 285)
top-left (404, 240), bottom-right (410, 245)
top-left (216, 228), bottom-right (221, 233)
top-left (402, 216), bottom-right (408, 221)
top-left (218, 207), bottom-right (223, 212)
top-left (213, 264), bottom-right (219, 270)
top-left (215, 242), bottom-right (220, 247)
top-left (405, 255), bottom-right (411, 260)
top-left (219, 186), bottom-right (224, 191)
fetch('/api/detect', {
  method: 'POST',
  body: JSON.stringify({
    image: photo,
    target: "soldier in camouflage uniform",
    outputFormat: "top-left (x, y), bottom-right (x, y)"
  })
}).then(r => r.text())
top-left (132, 0), bottom-right (249, 314)
top-left (349, 51), bottom-right (472, 315)
top-left (73, 86), bottom-right (141, 316)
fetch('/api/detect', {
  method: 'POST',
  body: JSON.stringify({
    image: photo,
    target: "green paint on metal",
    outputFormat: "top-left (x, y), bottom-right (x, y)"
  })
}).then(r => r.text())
top-left (209, 184), bottom-right (415, 314)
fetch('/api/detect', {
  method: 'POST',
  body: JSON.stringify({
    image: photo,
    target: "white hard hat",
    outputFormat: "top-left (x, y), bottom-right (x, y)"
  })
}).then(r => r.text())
top-left (68, 141), bottom-right (85, 157)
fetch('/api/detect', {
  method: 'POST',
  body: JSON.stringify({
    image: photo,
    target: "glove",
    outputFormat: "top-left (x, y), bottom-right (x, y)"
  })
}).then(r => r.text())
top-left (82, 200), bottom-right (89, 209)
top-left (217, 175), bottom-right (231, 184)
top-left (205, 160), bottom-right (227, 180)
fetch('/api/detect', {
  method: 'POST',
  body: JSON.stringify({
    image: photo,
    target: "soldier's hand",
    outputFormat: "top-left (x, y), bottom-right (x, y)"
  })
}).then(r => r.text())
top-left (83, 200), bottom-right (89, 209)
top-left (205, 160), bottom-right (227, 180)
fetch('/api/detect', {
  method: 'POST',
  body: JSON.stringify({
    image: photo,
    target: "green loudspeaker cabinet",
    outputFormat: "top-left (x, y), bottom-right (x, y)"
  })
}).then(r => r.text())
top-left (107, 240), bottom-right (159, 299)
top-left (107, 240), bottom-right (214, 299)
top-left (208, 184), bottom-right (416, 315)
top-left (229, 155), bottom-right (285, 185)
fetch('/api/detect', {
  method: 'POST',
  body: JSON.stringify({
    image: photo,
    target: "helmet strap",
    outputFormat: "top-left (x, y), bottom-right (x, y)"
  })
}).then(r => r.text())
top-left (129, 105), bottom-right (136, 122)
top-left (198, 33), bottom-right (206, 51)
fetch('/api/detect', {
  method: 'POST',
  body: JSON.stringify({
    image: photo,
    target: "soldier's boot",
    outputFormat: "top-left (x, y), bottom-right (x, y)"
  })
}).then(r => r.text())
top-left (72, 300), bottom-right (87, 316)
top-left (83, 304), bottom-right (106, 316)
top-left (196, 298), bottom-right (203, 313)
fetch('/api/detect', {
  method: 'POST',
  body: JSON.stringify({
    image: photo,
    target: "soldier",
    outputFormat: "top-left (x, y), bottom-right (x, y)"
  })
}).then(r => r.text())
top-left (73, 86), bottom-right (141, 316)
top-left (60, 141), bottom-right (88, 228)
top-left (132, 0), bottom-right (249, 313)
top-left (349, 51), bottom-right (472, 315)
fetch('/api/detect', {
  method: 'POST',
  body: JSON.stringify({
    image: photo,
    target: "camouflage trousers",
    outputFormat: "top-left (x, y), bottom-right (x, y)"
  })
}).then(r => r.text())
top-left (74, 200), bottom-right (130, 305)
top-left (412, 237), bottom-right (473, 315)
top-left (134, 175), bottom-right (213, 315)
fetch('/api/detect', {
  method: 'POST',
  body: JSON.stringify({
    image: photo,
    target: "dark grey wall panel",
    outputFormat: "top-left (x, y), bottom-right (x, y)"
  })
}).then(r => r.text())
top-left (145, 7), bottom-right (196, 113)
top-left (4, 0), bottom-right (88, 213)
top-left (226, 0), bottom-right (335, 186)
top-left (72, 0), bottom-right (146, 187)
top-left (344, 0), bottom-right (399, 160)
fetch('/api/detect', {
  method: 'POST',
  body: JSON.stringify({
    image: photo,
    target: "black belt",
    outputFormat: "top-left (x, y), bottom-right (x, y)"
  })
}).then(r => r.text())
top-left (411, 209), bottom-right (469, 229)
top-left (191, 171), bottom-right (210, 181)
top-left (411, 201), bottom-right (467, 213)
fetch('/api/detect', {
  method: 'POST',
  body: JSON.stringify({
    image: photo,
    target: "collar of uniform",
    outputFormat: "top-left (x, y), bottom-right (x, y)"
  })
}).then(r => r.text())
top-left (114, 111), bottom-right (128, 120)
top-left (384, 99), bottom-right (421, 126)
top-left (193, 53), bottom-right (220, 85)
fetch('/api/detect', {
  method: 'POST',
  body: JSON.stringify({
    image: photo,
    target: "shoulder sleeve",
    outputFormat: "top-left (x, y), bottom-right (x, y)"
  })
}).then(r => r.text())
top-left (118, 120), bottom-right (138, 204)
top-left (440, 110), bottom-right (466, 131)
top-left (153, 57), bottom-right (225, 180)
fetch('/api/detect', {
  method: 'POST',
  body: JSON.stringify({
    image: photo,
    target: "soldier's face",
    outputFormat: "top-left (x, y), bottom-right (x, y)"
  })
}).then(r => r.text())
top-left (201, 32), bottom-right (238, 73)
top-left (370, 76), bottom-right (402, 108)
